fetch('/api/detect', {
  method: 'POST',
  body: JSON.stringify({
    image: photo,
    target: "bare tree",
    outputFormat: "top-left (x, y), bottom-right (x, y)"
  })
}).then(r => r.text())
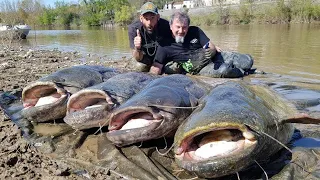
top-left (0, 0), bottom-right (22, 48)
top-left (193, 0), bottom-right (205, 7)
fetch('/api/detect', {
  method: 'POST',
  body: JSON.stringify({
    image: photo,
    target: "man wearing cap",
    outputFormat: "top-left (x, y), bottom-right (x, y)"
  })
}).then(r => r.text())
top-left (128, 2), bottom-right (172, 72)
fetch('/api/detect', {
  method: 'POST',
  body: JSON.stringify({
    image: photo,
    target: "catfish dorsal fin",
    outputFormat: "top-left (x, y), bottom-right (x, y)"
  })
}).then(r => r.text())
top-left (281, 111), bottom-right (320, 124)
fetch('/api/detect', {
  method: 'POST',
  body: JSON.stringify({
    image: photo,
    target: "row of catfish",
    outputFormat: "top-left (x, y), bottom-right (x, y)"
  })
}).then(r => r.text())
top-left (9, 65), bottom-right (320, 178)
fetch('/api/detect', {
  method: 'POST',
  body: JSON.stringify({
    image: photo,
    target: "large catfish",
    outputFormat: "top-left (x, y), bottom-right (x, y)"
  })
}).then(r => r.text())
top-left (174, 81), bottom-right (320, 178)
top-left (106, 74), bottom-right (214, 147)
top-left (21, 65), bottom-right (120, 122)
top-left (63, 72), bottom-right (157, 130)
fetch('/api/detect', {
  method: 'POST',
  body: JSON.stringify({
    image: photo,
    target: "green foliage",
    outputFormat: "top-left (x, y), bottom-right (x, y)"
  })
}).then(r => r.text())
top-left (289, 0), bottom-right (320, 22)
top-left (188, 0), bottom-right (319, 25)
top-left (250, 0), bottom-right (291, 24)
top-left (80, 0), bottom-right (130, 26)
top-left (114, 5), bottom-right (135, 25)
top-left (313, 5), bottom-right (320, 21)
top-left (190, 14), bottom-right (219, 26)
top-left (82, 12), bottom-right (103, 26)
top-left (38, 8), bottom-right (56, 25)
top-left (53, 1), bottom-right (76, 26)
top-left (153, 0), bottom-right (168, 9)
top-left (237, 3), bottom-right (252, 24)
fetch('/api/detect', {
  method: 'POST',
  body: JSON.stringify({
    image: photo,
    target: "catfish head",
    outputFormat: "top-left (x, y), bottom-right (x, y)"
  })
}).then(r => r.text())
top-left (20, 65), bottom-right (120, 123)
top-left (173, 81), bottom-right (320, 178)
top-left (107, 74), bottom-right (209, 147)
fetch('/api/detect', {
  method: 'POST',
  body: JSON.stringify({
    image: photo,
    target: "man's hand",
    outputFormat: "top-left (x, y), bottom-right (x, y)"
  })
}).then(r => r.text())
top-left (204, 48), bottom-right (216, 60)
top-left (215, 46), bottom-right (222, 52)
top-left (149, 62), bottom-right (163, 75)
top-left (134, 29), bottom-right (142, 50)
top-left (203, 42), bottom-right (221, 60)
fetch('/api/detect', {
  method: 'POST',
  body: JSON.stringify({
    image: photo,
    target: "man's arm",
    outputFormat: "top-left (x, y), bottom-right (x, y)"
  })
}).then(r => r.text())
top-left (132, 48), bottom-right (143, 61)
top-left (196, 27), bottom-right (222, 58)
top-left (132, 29), bottom-right (144, 61)
top-left (205, 41), bottom-right (222, 52)
top-left (203, 41), bottom-right (222, 59)
top-left (128, 25), bottom-right (144, 61)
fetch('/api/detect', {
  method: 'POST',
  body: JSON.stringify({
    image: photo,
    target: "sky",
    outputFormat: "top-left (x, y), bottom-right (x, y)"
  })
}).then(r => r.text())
top-left (0, 0), bottom-right (79, 8)
top-left (42, 0), bottom-right (79, 7)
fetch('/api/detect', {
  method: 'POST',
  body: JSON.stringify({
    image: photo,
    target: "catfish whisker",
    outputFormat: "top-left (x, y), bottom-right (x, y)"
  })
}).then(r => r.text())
top-left (173, 169), bottom-right (184, 172)
top-left (290, 162), bottom-right (312, 176)
top-left (163, 137), bottom-right (168, 149)
top-left (254, 160), bottom-right (268, 180)
top-left (260, 131), bottom-right (293, 153)
top-left (138, 141), bottom-right (143, 148)
top-left (148, 104), bottom-right (199, 109)
top-left (100, 148), bottom-right (107, 155)
top-left (311, 149), bottom-right (320, 158)
top-left (236, 172), bottom-right (241, 180)
top-left (72, 128), bottom-right (78, 135)
top-left (94, 119), bottom-right (109, 135)
top-left (98, 123), bottom-right (103, 135)
top-left (109, 169), bottom-right (129, 180)
top-left (179, 175), bottom-right (199, 180)
top-left (156, 140), bottom-right (176, 156)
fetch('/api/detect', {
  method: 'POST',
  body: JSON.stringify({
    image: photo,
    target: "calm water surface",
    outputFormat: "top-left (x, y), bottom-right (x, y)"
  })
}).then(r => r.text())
top-left (24, 24), bottom-right (320, 81)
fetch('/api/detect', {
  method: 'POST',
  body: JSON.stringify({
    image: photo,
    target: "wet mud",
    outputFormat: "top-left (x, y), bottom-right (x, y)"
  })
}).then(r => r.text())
top-left (0, 47), bottom-right (320, 179)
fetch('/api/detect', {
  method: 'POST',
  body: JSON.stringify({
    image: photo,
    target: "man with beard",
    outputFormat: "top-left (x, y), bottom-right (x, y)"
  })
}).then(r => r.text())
top-left (149, 11), bottom-right (220, 75)
top-left (128, 2), bottom-right (172, 72)
top-left (149, 11), bottom-right (254, 77)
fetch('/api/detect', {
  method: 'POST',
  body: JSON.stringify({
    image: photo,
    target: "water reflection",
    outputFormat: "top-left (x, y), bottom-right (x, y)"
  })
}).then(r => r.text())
top-left (203, 24), bottom-right (320, 80)
top-left (26, 27), bottom-right (131, 60)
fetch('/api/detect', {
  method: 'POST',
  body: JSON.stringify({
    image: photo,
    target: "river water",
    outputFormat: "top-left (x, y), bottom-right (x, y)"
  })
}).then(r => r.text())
top-left (25, 24), bottom-right (320, 81)
top-left (25, 23), bottom-right (320, 113)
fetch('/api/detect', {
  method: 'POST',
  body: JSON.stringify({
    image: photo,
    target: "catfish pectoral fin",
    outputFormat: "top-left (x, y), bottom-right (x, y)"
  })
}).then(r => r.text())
top-left (282, 112), bottom-right (320, 124)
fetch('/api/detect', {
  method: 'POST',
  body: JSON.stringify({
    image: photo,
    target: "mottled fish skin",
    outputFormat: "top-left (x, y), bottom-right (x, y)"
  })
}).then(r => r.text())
top-left (21, 65), bottom-right (121, 123)
top-left (64, 72), bottom-right (158, 130)
top-left (106, 74), bottom-right (211, 147)
top-left (174, 81), bottom-right (319, 178)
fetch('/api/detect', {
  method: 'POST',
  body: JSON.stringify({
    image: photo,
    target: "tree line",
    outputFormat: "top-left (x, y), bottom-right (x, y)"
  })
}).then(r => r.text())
top-left (0, 0), bottom-right (175, 27)
top-left (0, 0), bottom-right (319, 27)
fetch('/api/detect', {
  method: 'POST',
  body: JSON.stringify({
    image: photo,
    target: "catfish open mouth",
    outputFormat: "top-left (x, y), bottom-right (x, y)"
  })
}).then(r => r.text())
top-left (67, 90), bottom-right (114, 114)
top-left (175, 128), bottom-right (257, 161)
top-left (108, 107), bottom-right (163, 132)
top-left (63, 90), bottom-right (115, 129)
top-left (22, 83), bottom-right (68, 109)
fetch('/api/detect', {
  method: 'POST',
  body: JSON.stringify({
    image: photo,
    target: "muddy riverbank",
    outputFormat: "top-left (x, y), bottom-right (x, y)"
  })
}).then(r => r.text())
top-left (0, 47), bottom-right (131, 179)
top-left (1, 46), bottom-right (319, 179)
